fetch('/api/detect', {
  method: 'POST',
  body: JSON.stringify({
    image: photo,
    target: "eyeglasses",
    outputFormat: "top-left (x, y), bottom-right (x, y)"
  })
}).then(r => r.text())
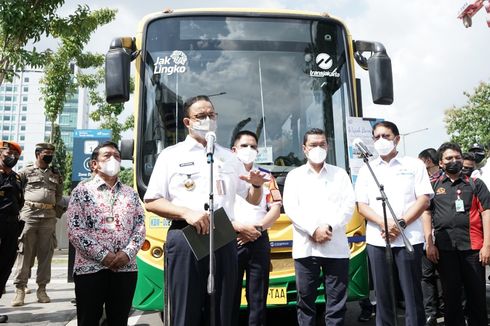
top-left (191, 112), bottom-right (218, 120)
top-left (373, 134), bottom-right (393, 140)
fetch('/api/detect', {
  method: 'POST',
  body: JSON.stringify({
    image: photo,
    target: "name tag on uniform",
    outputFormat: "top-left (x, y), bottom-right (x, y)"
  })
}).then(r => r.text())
top-left (455, 198), bottom-right (465, 212)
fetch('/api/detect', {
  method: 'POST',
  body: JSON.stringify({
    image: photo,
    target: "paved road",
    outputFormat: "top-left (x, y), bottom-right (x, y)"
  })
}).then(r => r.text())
top-left (0, 249), bottom-right (488, 325)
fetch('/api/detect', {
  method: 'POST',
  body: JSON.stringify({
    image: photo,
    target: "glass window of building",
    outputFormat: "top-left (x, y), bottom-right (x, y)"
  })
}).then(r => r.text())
top-left (23, 77), bottom-right (29, 83)
top-left (23, 86), bottom-right (28, 93)
top-left (21, 115), bottom-right (26, 121)
top-left (19, 135), bottom-right (25, 141)
top-left (5, 85), bottom-right (12, 92)
top-left (5, 96), bottom-right (11, 102)
top-left (1, 135), bottom-right (8, 141)
top-left (21, 105), bottom-right (27, 112)
top-left (4, 106), bottom-right (11, 111)
top-left (20, 125), bottom-right (26, 131)
top-left (3, 116), bottom-right (10, 121)
top-left (22, 96), bottom-right (28, 102)
top-left (2, 125), bottom-right (9, 131)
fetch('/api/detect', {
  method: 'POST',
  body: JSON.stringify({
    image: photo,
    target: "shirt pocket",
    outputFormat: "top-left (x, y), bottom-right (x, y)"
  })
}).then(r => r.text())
top-left (47, 176), bottom-right (60, 191)
top-left (26, 176), bottom-right (44, 189)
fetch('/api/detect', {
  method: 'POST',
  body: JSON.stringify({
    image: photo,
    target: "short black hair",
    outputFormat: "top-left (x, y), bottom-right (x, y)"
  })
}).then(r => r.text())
top-left (372, 121), bottom-right (400, 136)
top-left (437, 142), bottom-right (462, 161)
top-left (303, 128), bottom-right (326, 145)
top-left (90, 141), bottom-right (120, 161)
top-left (233, 130), bottom-right (258, 147)
top-left (418, 148), bottom-right (438, 165)
top-left (183, 95), bottom-right (213, 118)
top-left (462, 152), bottom-right (476, 161)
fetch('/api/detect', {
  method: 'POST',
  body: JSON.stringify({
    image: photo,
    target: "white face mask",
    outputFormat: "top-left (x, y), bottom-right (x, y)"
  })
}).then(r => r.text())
top-left (307, 147), bottom-right (327, 164)
top-left (99, 156), bottom-right (121, 177)
top-left (190, 117), bottom-right (217, 139)
top-left (236, 147), bottom-right (258, 164)
top-left (374, 138), bottom-right (395, 156)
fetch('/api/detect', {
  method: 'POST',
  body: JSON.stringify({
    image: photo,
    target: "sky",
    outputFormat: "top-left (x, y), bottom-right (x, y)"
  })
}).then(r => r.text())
top-left (54, 0), bottom-right (490, 157)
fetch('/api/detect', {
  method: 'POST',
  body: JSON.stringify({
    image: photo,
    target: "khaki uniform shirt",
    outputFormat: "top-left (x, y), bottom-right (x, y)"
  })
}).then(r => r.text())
top-left (18, 163), bottom-right (63, 220)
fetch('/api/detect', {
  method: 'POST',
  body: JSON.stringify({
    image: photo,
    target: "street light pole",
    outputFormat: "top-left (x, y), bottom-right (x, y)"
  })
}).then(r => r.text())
top-left (400, 128), bottom-right (429, 156)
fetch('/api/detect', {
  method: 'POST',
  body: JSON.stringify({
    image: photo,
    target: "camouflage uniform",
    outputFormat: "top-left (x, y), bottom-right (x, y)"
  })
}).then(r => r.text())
top-left (12, 143), bottom-right (62, 306)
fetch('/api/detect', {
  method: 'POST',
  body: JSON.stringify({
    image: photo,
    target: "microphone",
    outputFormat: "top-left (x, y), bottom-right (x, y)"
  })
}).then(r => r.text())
top-left (353, 138), bottom-right (373, 157)
top-left (205, 131), bottom-right (216, 162)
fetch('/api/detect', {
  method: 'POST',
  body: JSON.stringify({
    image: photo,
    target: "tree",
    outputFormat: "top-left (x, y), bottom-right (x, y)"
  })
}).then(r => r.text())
top-left (444, 82), bottom-right (490, 151)
top-left (118, 167), bottom-right (134, 187)
top-left (0, 0), bottom-right (65, 85)
top-left (86, 66), bottom-right (134, 143)
top-left (40, 6), bottom-right (116, 142)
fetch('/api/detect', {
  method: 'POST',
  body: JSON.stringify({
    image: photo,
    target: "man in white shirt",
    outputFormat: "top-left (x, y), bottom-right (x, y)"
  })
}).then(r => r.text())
top-left (283, 128), bottom-right (355, 326)
top-left (355, 121), bottom-right (433, 326)
top-left (144, 95), bottom-right (268, 326)
top-left (231, 130), bottom-right (282, 326)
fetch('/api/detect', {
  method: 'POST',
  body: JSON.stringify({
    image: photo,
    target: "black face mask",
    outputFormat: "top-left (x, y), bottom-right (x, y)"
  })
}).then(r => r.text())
top-left (474, 153), bottom-right (485, 164)
top-left (42, 155), bottom-right (53, 164)
top-left (461, 167), bottom-right (474, 177)
top-left (3, 156), bottom-right (18, 168)
top-left (444, 160), bottom-right (463, 174)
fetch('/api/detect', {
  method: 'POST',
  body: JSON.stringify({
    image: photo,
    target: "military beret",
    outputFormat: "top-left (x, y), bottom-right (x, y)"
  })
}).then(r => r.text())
top-left (35, 143), bottom-right (55, 151)
top-left (0, 141), bottom-right (22, 155)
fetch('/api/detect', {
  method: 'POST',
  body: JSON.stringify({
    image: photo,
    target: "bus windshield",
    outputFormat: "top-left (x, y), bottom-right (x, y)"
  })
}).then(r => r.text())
top-left (139, 15), bottom-right (353, 191)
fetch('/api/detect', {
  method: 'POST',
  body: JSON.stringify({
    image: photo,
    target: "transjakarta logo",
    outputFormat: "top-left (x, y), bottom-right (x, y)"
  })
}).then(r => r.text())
top-left (310, 53), bottom-right (340, 78)
top-left (154, 50), bottom-right (188, 75)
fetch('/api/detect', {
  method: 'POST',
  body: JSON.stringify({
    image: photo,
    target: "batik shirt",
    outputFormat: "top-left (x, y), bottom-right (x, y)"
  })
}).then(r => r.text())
top-left (67, 174), bottom-right (146, 275)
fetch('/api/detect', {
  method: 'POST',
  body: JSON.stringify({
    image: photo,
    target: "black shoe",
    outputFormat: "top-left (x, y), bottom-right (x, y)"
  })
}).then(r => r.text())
top-left (358, 309), bottom-right (374, 322)
top-left (0, 315), bottom-right (8, 323)
top-left (426, 316), bottom-right (437, 326)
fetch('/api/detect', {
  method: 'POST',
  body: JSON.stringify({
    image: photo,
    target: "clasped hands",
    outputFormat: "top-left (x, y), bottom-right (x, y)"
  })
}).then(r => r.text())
top-left (102, 251), bottom-right (130, 271)
top-left (311, 224), bottom-right (333, 243)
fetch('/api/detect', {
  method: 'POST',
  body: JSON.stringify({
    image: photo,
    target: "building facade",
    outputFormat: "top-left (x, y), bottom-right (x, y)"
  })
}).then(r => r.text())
top-left (0, 68), bottom-right (89, 170)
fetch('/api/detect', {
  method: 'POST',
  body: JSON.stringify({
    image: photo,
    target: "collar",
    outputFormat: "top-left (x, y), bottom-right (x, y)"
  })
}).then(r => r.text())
top-left (373, 152), bottom-right (403, 166)
top-left (441, 172), bottom-right (467, 184)
top-left (183, 135), bottom-right (206, 151)
top-left (92, 174), bottom-right (121, 190)
top-left (305, 161), bottom-right (327, 175)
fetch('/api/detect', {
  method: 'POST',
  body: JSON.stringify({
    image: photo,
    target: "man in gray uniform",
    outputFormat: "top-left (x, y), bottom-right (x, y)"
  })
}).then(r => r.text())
top-left (11, 143), bottom-right (63, 306)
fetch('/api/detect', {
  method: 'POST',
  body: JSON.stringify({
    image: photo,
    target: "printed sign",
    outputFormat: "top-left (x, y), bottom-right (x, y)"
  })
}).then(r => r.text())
top-left (153, 50), bottom-right (188, 75)
top-left (71, 129), bottom-right (112, 182)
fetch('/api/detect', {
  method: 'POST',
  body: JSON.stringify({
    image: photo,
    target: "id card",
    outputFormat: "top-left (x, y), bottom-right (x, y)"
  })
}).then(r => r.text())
top-left (455, 199), bottom-right (465, 212)
top-left (105, 216), bottom-right (116, 230)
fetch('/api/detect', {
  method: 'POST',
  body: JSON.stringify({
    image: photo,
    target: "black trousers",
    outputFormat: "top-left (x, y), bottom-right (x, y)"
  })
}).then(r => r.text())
top-left (0, 219), bottom-right (22, 299)
top-left (232, 232), bottom-right (270, 326)
top-left (437, 249), bottom-right (487, 326)
top-left (294, 256), bottom-right (349, 326)
top-left (165, 228), bottom-right (237, 326)
top-left (74, 269), bottom-right (137, 326)
top-left (421, 253), bottom-right (441, 318)
top-left (367, 244), bottom-right (425, 326)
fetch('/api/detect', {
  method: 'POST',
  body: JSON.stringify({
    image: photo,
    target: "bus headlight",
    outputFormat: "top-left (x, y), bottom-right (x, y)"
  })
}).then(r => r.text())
top-left (151, 247), bottom-right (163, 258)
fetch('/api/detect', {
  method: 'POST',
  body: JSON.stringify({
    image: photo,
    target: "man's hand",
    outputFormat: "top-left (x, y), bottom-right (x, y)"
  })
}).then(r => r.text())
top-left (239, 169), bottom-right (268, 187)
top-left (381, 220), bottom-right (400, 241)
top-left (102, 252), bottom-right (116, 267)
top-left (312, 225), bottom-right (332, 243)
top-left (183, 209), bottom-right (210, 235)
top-left (479, 244), bottom-right (490, 266)
top-left (108, 251), bottom-right (130, 271)
top-left (426, 243), bottom-right (439, 264)
top-left (236, 224), bottom-right (261, 246)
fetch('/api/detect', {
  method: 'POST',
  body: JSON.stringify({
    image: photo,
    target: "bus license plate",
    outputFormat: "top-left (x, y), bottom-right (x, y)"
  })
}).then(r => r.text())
top-left (241, 286), bottom-right (287, 305)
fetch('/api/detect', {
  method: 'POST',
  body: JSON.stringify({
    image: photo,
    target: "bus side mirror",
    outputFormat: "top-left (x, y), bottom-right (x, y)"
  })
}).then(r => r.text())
top-left (105, 37), bottom-right (135, 104)
top-left (354, 40), bottom-right (394, 105)
top-left (368, 52), bottom-right (393, 105)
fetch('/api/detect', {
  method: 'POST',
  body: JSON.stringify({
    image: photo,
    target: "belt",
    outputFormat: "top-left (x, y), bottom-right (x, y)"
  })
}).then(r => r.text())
top-left (25, 201), bottom-right (55, 209)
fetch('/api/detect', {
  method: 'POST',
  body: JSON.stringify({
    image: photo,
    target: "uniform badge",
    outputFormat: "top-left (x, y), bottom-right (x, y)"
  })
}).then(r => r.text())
top-left (436, 187), bottom-right (446, 195)
top-left (184, 175), bottom-right (195, 191)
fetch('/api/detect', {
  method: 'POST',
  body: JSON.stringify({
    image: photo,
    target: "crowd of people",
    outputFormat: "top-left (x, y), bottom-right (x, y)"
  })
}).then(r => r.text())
top-left (1, 93), bottom-right (489, 326)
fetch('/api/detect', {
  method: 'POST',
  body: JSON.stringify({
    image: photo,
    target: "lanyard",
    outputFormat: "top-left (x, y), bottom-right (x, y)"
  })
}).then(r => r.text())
top-left (105, 185), bottom-right (121, 216)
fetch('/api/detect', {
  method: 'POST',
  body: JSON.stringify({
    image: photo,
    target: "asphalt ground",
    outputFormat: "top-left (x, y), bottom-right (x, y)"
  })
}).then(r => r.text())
top-left (0, 249), bottom-right (488, 325)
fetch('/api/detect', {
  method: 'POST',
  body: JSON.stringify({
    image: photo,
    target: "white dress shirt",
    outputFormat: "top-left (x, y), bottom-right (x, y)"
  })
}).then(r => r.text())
top-left (144, 135), bottom-right (248, 220)
top-left (355, 154), bottom-right (434, 247)
top-left (234, 164), bottom-right (270, 225)
top-left (283, 162), bottom-right (355, 259)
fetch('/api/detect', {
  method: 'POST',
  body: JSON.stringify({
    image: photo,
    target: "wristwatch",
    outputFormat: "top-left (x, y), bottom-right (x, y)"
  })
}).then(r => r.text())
top-left (254, 225), bottom-right (264, 232)
top-left (397, 219), bottom-right (407, 229)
